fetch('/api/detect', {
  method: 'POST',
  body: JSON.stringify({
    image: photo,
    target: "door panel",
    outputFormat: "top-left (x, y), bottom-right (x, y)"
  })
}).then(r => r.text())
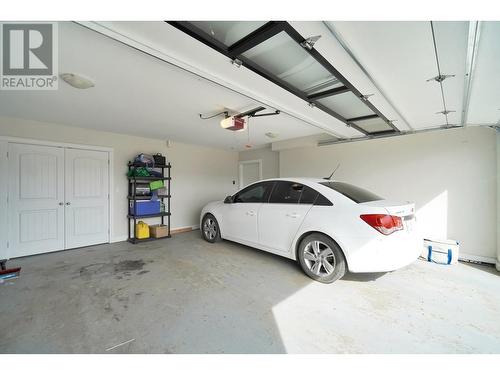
top-left (8, 143), bottom-right (65, 257)
top-left (222, 203), bottom-right (261, 243)
top-left (258, 204), bottom-right (311, 254)
top-left (258, 181), bottom-right (314, 254)
top-left (65, 148), bottom-right (109, 249)
top-left (239, 161), bottom-right (261, 189)
top-left (221, 181), bottom-right (274, 243)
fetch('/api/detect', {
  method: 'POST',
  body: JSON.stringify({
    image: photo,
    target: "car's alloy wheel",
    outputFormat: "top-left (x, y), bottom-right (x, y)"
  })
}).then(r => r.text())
top-left (202, 214), bottom-right (220, 243)
top-left (298, 234), bottom-right (346, 283)
top-left (303, 240), bottom-right (336, 277)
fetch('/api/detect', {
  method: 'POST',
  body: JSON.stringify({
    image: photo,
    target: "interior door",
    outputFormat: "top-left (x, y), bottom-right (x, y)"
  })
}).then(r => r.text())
top-left (8, 143), bottom-right (65, 257)
top-left (65, 148), bottom-right (109, 249)
top-left (222, 181), bottom-right (274, 244)
top-left (239, 160), bottom-right (261, 189)
top-left (258, 181), bottom-right (316, 254)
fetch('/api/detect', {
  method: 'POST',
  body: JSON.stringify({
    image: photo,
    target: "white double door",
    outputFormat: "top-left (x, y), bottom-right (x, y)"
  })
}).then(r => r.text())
top-left (8, 143), bottom-right (110, 258)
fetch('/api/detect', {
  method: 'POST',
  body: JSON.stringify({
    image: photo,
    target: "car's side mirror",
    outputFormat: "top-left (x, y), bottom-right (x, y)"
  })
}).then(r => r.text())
top-left (224, 195), bottom-right (233, 204)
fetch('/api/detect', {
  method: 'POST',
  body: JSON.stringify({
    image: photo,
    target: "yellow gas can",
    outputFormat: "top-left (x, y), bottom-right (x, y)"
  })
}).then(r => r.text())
top-left (135, 221), bottom-right (150, 239)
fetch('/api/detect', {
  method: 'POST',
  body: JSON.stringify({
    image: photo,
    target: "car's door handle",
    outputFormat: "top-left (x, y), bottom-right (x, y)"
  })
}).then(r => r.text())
top-left (246, 210), bottom-right (255, 216)
top-left (287, 213), bottom-right (300, 218)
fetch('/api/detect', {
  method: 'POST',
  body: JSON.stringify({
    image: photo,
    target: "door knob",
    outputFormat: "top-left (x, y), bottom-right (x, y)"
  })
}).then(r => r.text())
top-left (65, 202), bottom-right (71, 206)
top-left (58, 202), bottom-right (64, 206)
top-left (246, 210), bottom-right (255, 216)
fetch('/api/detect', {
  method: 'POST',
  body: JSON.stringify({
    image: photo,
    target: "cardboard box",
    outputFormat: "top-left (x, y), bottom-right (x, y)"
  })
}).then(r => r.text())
top-left (149, 224), bottom-right (169, 238)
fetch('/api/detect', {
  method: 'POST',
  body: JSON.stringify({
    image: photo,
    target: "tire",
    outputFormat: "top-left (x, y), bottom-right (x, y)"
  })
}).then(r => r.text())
top-left (297, 233), bottom-right (346, 283)
top-left (201, 214), bottom-right (221, 243)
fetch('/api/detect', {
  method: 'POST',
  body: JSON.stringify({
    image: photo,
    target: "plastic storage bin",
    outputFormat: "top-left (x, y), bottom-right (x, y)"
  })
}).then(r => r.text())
top-left (422, 238), bottom-right (459, 265)
top-left (129, 200), bottom-right (161, 216)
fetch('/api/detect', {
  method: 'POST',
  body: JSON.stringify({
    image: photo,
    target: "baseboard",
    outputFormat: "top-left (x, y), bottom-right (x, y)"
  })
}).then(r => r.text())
top-left (459, 253), bottom-right (496, 265)
top-left (171, 225), bottom-right (197, 235)
top-left (111, 225), bottom-right (199, 243)
top-left (111, 235), bottom-right (128, 243)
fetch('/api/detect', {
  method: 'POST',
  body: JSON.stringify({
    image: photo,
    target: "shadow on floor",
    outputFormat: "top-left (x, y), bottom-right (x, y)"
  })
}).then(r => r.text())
top-left (341, 272), bottom-right (387, 282)
top-left (459, 260), bottom-right (498, 276)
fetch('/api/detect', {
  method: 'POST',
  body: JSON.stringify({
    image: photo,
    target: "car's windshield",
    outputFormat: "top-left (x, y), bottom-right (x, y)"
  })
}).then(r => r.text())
top-left (320, 181), bottom-right (383, 203)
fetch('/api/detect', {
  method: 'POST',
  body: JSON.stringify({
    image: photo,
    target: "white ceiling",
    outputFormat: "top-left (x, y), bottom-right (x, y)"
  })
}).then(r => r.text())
top-left (325, 21), bottom-right (500, 128)
top-left (0, 21), bottom-right (498, 151)
top-left (0, 22), bottom-right (322, 150)
top-left (467, 22), bottom-right (500, 125)
top-left (326, 21), bottom-right (468, 128)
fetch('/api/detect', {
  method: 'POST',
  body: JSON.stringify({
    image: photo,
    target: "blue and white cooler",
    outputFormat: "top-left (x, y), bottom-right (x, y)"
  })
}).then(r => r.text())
top-left (422, 238), bottom-right (459, 265)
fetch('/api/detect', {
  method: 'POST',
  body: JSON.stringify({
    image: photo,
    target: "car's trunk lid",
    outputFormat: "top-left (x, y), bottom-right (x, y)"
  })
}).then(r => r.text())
top-left (360, 200), bottom-right (415, 218)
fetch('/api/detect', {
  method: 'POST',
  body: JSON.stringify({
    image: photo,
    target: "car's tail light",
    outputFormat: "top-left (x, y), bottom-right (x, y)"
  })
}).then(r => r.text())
top-left (360, 214), bottom-right (403, 235)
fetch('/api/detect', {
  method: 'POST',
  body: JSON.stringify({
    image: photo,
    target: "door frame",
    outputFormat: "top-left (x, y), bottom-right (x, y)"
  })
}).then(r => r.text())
top-left (0, 136), bottom-right (113, 260)
top-left (238, 159), bottom-right (263, 189)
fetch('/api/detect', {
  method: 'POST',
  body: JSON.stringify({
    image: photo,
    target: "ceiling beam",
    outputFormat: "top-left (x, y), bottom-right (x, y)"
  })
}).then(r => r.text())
top-left (228, 22), bottom-right (286, 57)
top-left (307, 86), bottom-right (350, 101)
top-left (461, 21), bottom-right (482, 126)
top-left (346, 114), bottom-right (379, 122)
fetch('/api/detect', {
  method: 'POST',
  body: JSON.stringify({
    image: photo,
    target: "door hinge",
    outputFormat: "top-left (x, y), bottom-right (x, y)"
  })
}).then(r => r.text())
top-left (6, 241), bottom-right (9, 249)
top-left (6, 151), bottom-right (9, 159)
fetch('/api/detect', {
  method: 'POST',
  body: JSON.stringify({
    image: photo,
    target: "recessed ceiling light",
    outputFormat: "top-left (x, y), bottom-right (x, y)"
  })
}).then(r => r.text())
top-left (60, 73), bottom-right (95, 89)
top-left (265, 132), bottom-right (279, 139)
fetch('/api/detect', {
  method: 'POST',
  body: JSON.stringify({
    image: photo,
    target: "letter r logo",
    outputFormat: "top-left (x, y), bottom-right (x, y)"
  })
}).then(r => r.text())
top-left (2, 23), bottom-right (53, 75)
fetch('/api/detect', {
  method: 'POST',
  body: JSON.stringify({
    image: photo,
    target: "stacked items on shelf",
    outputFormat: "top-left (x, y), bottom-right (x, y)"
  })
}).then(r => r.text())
top-left (127, 153), bottom-right (172, 244)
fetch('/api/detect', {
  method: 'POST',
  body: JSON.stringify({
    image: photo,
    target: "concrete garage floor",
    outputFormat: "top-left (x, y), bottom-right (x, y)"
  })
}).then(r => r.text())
top-left (1, 231), bottom-right (499, 354)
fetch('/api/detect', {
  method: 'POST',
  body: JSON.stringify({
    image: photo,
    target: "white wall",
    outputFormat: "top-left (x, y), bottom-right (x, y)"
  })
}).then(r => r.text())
top-left (497, 131), bottom-right (500, 271)
top-left (0, 116), bottom-right (238, 253)
top-left (280, 127), bottom-right (497, 262)
top-left (239, 146), bottom-right (279, 180)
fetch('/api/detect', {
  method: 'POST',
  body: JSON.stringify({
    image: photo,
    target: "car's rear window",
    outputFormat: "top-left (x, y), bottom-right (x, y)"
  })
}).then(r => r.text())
top-left (320, 181), bottom-right (383, 203)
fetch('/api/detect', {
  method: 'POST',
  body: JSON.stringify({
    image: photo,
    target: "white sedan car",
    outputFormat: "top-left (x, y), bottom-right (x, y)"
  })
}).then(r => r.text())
top-left (200, 178), bottom-right (420, 283)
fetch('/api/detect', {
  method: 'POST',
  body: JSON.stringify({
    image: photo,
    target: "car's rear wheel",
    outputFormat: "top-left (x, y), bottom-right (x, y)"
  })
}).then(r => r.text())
top-left (298, 233), bottom-right (346, 283)
top-left (201, 214), bottom-right (221, 243)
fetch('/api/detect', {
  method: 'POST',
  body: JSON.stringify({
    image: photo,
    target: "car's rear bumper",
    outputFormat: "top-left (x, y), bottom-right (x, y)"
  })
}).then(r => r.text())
top-left (344, 230), bottom-right (421, 273)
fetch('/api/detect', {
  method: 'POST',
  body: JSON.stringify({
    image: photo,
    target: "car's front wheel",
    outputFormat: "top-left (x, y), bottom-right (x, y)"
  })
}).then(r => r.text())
top-left (297, 233), bottom-right (346, 283)
top-left (201, 214), bottom-right (221, 243)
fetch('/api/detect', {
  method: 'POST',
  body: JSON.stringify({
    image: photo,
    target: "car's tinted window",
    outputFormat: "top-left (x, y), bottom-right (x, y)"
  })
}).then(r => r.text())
top-left (269, 181), bottom-right (304, 204)
top-left (233, 181), bottom-right (274, 203)
top-left (299, 186), bottom-right (319, 204)
top-left (314, 193), bottom-right (333, 206)
top-left (320, 181), bottom-right (382, 203)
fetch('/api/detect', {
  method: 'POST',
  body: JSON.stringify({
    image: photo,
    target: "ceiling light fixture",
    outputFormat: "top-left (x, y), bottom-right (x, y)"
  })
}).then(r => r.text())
top-left (60, 73), bottom-right (95, 89)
